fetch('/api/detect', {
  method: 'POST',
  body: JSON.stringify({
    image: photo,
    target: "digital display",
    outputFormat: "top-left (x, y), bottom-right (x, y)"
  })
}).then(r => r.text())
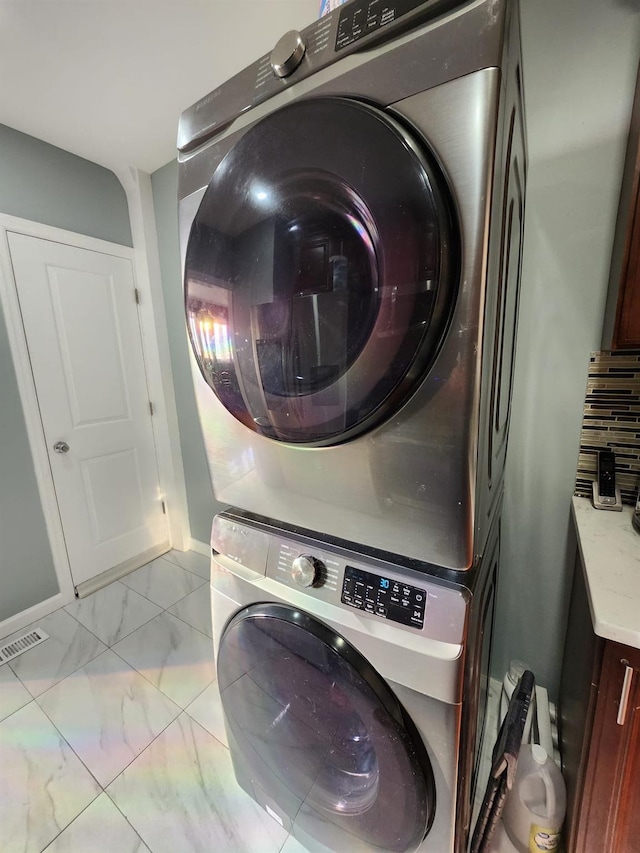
top-left (341, 566), bottom-right (426, 629)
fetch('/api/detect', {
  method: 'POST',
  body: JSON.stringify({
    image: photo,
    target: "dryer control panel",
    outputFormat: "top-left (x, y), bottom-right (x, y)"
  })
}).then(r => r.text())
top-left (336, 0), bottom-right (430, 51)
top-left (178, 0), bottom-right (464, 154)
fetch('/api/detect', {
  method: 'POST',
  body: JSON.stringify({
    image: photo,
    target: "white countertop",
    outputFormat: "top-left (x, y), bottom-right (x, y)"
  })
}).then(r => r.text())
top-left (572, 496), bottom-right (640, 649)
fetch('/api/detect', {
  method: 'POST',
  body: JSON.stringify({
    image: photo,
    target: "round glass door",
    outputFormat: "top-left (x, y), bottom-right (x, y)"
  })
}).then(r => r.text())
top-left (185, 97), bottom-right (458, 445)
top-left (217, 604), bottom-right (435, 852)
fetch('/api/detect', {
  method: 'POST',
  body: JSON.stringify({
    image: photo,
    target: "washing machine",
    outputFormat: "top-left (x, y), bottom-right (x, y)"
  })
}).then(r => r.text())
top-left (210, 507), bottom-right (499, 852)
top-left (178, 0), bottom-right (526, 570)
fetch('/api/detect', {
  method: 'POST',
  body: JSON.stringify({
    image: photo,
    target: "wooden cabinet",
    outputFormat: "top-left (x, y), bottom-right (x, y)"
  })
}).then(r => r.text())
top-left (611, 62), bottom-right (640, 350)
top-left (572, 641), bottom-right (640, 851)
top-left (613, 191), bottom-right (640, 348)
top-left (560, 565), bottom-right (640, 852)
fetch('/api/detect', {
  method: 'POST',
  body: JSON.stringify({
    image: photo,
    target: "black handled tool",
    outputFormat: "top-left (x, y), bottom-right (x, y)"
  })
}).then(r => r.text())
top-left (470, 669), bottom-right (535, 853)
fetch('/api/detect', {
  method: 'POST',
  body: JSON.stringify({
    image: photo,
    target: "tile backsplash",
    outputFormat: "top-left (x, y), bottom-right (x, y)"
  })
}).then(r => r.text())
top-left (575, 351), bottom-right (640, 505)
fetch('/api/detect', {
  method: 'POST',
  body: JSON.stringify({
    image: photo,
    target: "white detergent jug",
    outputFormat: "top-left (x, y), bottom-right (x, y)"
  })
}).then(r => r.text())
top-left (502, 744), bottom-right (566, 853)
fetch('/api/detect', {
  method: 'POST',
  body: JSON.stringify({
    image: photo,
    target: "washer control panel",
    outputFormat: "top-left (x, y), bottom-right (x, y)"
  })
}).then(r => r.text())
top-left (266, 533), bottom-right (466, 643)
top-left (342, 566), bottom-right (426, 629)
top-left (212, 513), bottom-right (468, 644)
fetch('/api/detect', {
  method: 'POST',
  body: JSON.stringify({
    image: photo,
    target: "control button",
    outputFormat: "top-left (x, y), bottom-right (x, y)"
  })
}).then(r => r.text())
top-left (376, 605), bottom-right (387, 617)
top-left (401, 598), bottom-right (410, 607)
top-left (291, 554), bottom-right (323, 588)
top-left (365, 603), bottom-right (375, 613)
top-left (270, 30), bottom-right (306, 78)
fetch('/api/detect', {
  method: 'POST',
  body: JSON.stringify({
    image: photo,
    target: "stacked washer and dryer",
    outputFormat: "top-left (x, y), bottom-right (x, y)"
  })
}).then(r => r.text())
top-left (177, 0), bottom-right (526, 850)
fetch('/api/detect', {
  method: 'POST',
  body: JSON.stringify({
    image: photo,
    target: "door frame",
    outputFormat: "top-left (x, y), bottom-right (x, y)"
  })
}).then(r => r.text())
top-left (0, 201), bottom-right (189, 636)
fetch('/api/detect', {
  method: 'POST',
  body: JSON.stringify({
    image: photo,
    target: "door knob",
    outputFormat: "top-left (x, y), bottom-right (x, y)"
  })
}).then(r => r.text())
top-left (53, 441), bottom-right (70, 454)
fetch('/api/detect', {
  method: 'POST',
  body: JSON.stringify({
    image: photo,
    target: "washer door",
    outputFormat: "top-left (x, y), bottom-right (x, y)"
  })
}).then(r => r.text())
top-left (217, 603), bottom-right (436, 852)
top-left (185, 97), bottom-right (458, 446)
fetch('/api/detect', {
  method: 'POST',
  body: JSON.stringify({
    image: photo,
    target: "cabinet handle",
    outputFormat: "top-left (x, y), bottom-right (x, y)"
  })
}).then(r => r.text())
top-left (617, 660), bottom-right (634, 726)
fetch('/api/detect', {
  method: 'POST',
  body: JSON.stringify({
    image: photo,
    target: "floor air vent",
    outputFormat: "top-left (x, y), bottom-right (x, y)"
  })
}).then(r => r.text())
top-left (0, 628), bottom-right (49, 664)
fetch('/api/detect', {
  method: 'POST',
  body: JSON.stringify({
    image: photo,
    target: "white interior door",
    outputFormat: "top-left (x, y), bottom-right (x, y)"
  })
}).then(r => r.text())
top-left (8, 231), bottom-right (169, 588)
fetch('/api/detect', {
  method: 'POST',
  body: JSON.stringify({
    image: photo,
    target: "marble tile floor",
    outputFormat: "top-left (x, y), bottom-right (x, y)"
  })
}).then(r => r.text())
top-left (0, 550), bottom-right (296, 853)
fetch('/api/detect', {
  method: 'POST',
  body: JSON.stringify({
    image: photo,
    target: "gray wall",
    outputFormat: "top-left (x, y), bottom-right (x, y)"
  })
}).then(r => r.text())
top-left (151, 161), bottom-right (224, 544)
top-left (0, 302), bottom-right (59, 621)
top-left (0, 124), bottom-right (132, 247)
top-left (0, 124), bottom-right (132, 622)
top-left (496, 0), bottom-right (640, 698)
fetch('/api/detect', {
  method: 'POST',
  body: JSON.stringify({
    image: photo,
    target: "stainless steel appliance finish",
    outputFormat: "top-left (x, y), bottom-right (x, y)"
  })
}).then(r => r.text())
top-left (210, 509), bottom-right (499, 852)
top-left (178, 0), bottom-right (526, 569)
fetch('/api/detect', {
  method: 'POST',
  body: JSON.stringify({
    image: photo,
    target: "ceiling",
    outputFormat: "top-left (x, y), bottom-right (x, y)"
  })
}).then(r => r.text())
top-left (0, 0), bottom-right (319, 174)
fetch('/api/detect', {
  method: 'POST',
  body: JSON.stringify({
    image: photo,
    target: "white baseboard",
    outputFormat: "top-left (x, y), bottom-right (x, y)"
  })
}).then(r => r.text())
top-left (0, 592), bottom-right (71, 641)
top-left (75, 541), bottom-right (170, 598)
top-left (188, 538), bottom-right (211, 558)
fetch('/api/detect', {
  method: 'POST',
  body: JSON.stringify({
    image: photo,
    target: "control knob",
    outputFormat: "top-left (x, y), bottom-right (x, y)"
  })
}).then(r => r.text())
top-left (291, 554), bottom-right (323, 588)
top-left (270, 30), bottom-right (306, 78)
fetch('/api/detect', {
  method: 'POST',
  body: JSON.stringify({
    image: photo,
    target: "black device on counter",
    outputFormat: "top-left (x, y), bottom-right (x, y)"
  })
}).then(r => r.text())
top-left (598, 450), bottom-right (616, 499)
top-left (592, 449), bottom-right (622, 511)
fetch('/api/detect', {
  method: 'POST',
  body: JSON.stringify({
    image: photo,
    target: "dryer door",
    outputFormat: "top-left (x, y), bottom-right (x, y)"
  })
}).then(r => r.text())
top-left (185, 97), bottom-right (458, 446)
top-left (217, 603), bottom-right (436, 853)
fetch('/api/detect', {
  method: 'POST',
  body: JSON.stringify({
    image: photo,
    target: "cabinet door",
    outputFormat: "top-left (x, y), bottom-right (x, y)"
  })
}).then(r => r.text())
top-left (613, 178), bottom-right (640, 348)
top-left (612, 61), bottom-right (640, 349)
top-left (575, 641), bottom-right (640, 852)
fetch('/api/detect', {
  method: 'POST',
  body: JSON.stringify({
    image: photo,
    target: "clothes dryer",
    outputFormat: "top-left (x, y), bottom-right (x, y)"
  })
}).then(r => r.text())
top-left (210, 508), bottom-right (499, 852)
top-left (178, 0), bottom-right (526, 568)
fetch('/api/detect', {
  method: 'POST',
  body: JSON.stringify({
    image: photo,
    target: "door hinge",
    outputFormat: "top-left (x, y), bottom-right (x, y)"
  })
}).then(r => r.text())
top-left (134, 288), bottom-right (141, 304)
top-left (149, 401), bottom-right (154, 416)
top-left (161, 500), bottom-right (167, 514)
